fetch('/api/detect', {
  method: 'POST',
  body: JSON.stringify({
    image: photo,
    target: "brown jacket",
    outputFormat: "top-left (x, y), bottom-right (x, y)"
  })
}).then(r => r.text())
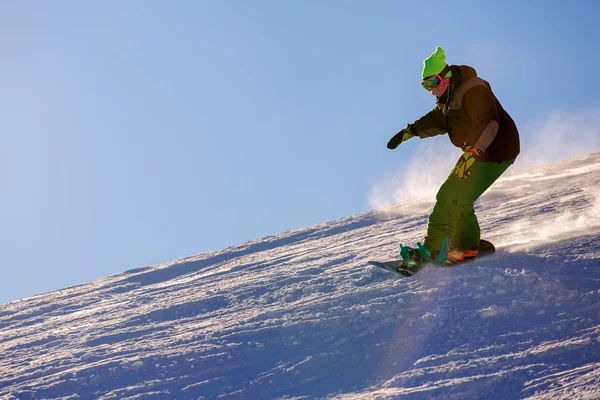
top-left (412, 65), bottom-right (520, 162)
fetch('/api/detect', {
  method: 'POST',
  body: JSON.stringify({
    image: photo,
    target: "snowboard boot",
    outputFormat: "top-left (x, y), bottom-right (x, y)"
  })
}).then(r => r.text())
top-left (447, 248), bottom-right (478, 263)
top-left (447, 239), bottom-right (495, 263)
top-left (446, 239), bottom-right (495, 263)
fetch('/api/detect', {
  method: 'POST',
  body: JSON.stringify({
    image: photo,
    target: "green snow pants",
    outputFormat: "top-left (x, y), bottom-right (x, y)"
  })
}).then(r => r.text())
top-left (424, 158), bottom-right (515, 252)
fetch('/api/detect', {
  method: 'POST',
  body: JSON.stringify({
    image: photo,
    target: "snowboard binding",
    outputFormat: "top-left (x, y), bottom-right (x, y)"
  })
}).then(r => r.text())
top-left (399, 237), bottom-right (450, 266)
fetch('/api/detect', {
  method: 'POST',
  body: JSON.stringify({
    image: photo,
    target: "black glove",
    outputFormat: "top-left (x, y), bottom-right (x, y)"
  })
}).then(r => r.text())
top-left (387, 124), bottom-right (416, 150)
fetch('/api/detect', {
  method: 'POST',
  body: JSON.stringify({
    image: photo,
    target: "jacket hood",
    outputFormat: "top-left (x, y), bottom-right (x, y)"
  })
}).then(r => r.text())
top-left (435, 65), bottom-right (478, 105)
top-left (452, 65), bottom-right (478, 86)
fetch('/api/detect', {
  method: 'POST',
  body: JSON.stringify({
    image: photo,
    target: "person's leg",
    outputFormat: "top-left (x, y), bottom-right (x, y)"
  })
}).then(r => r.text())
top-left (424, 159), bottom-right (515, 252)
top-left (451, 207), bottom-right (480, 251)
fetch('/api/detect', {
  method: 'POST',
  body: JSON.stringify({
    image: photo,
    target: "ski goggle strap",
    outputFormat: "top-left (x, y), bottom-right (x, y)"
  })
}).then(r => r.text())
top-left (421, 65), bottom-right (451, 91)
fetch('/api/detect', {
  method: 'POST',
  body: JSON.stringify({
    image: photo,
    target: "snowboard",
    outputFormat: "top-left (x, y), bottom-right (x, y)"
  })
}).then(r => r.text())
top-left (368, 239), bottom-right (496, 277)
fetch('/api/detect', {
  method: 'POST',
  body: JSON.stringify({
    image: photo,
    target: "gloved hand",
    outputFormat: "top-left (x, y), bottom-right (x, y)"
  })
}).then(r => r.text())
top-left (453, 145), bottom-right (481, 179)
top-left (387, 125), bottom-right (416, 150)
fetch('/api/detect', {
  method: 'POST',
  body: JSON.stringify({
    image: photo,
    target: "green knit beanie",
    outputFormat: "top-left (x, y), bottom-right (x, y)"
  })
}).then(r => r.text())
top-left (422, 46), bottom-right (452, 79)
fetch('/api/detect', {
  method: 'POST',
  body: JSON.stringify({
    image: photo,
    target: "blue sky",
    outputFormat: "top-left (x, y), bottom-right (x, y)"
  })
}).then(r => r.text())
top-left (1, 1), bottom-right (599, 304)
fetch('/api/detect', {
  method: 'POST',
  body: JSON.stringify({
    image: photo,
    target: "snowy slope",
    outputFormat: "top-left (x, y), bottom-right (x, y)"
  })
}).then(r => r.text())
top-left (1, 153), bottom-right (600, 400)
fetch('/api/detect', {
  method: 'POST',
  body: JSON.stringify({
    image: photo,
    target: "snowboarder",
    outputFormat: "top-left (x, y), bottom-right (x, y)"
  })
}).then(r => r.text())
top-left (387, 46), bottom-right (520, 263)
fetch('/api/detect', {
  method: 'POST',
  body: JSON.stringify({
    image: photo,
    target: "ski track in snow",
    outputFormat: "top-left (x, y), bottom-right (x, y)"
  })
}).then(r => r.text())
top-left (1, 152), bottom-right (600, 400)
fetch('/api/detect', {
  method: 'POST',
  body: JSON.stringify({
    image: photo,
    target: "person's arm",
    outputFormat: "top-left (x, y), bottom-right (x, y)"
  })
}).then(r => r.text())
top-left (412, 105), bottom-right (447, 138)
top-left (462, 86), bottom-right (499, 152)
top-left (387, 106), bottom-right (447, 150)
top-left (452, 86), bottom-right (499, 179)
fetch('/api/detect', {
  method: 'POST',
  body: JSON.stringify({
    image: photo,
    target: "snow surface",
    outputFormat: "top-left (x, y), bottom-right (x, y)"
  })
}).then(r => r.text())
top-left (1, 152), bottom-right (600, 400)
